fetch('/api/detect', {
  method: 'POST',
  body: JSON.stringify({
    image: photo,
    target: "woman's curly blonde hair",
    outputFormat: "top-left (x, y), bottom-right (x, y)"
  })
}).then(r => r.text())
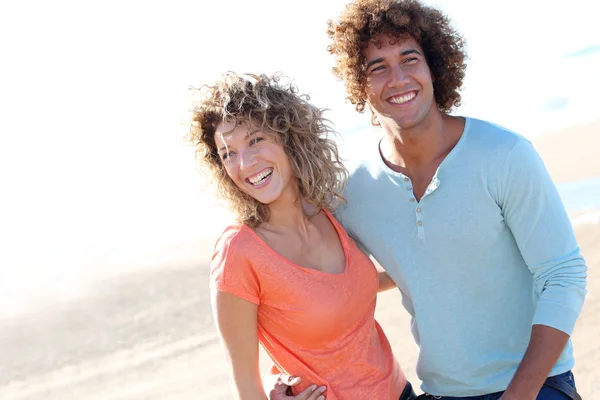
top-left (188, 72), bottom-right (347, 228)
top-left (327, 0), bottom-right (467, 122)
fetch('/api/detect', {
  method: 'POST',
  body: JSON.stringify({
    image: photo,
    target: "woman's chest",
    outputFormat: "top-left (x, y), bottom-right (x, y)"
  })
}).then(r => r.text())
top-left (259, 223), bottom-right (347, 274)
top-left (256, 247), bottom-right (378, 345)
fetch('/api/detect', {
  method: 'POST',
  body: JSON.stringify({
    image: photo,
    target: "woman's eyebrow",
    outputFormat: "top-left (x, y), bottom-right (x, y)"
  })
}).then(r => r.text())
top-left (217, 131), bottom-right (259, 152)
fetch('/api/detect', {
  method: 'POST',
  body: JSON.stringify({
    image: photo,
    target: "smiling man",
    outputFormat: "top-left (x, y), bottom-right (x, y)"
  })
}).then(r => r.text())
top-left (270, 0), bottom-right (587, 399)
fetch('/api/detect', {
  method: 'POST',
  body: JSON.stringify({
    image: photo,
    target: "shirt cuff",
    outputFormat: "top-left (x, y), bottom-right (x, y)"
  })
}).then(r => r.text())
top-left (532, 300), bottom-right (582, 335)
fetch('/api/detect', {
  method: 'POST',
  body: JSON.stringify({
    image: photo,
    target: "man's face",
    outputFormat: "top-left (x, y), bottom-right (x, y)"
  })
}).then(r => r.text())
top-left (362, 34), bottom-right (437, 129)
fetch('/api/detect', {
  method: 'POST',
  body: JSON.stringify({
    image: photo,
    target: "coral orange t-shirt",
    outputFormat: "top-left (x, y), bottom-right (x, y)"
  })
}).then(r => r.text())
top-left (210, 210), bottom-right (405, 399)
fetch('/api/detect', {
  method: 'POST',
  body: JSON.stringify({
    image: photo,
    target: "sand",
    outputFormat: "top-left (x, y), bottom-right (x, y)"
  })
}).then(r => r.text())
top-left (1, 121), bottom-right (598, 399)
top-left (531, 119), bottom-right (600, 184)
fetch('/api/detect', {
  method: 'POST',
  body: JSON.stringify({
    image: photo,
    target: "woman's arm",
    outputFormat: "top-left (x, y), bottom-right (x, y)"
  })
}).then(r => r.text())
top-left (212, 289), bottom-right (266, 400)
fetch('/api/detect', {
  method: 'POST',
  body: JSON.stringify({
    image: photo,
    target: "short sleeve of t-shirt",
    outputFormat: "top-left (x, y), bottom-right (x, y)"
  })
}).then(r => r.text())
top-left (210, 226), bottom-right (261, 305)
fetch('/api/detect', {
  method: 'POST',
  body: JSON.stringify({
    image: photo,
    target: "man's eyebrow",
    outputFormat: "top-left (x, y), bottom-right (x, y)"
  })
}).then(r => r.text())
top-left (365, 57), bottom-right (385, 70)
top-left (365, 49), bottom-right (423, 69)
top-left (401, 48), bottom-right (423, 57)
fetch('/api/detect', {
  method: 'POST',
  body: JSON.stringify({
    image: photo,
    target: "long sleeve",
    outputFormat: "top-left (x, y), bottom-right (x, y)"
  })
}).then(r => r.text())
top-left (500, 139), bottom-right (587, 335)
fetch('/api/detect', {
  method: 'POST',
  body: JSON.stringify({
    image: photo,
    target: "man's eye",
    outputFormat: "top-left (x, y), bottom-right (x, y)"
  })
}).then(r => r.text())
top-left (370, 65), bottom-right (385, 73)
top-left (404, 57), bottom-right (418, 64)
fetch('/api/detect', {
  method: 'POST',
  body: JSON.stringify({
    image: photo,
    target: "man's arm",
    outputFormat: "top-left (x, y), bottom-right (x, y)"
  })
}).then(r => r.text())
top-left (501, 325), bottom-right (569, 400)
top-left (376, 262), bottom-right (397, 292)
top-left (499, 139), bottom-right (587, 399)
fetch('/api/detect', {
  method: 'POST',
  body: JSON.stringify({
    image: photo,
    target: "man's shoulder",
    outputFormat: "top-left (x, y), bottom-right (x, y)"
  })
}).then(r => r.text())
top-left (343, 147), bottom-right (386, 201)
top-left (334, 134), bottom-right (384, 222)
top-left (464, 117), bottom-right (530, 155)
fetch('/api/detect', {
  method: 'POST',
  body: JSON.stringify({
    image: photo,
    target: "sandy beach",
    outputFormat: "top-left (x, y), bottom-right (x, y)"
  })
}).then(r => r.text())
top-left (531, 119), bottom-right (600, 184)
top-left (1, 121), bottom-right (598, 399)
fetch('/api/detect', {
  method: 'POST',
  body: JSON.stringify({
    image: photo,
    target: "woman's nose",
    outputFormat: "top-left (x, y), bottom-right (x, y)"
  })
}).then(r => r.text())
top-left (239, 148), bottom-right (258, 170)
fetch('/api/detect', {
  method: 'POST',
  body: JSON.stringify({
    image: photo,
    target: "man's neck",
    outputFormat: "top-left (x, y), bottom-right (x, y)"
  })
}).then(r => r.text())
top-left (380, 112), bottom-right (460, 170)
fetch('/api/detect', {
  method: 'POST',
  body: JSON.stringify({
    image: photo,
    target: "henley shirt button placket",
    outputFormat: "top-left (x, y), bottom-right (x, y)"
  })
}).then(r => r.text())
top-left (404, 176), bottom-right (415, 203)
top-left (416, 204), bottom-right (424, 238)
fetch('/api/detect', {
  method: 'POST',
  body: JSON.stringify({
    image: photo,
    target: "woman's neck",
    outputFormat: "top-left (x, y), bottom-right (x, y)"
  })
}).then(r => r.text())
top-left (259, 184), bottom-right (317, 238)
top-left (266, 199), bottom-right (314, 235)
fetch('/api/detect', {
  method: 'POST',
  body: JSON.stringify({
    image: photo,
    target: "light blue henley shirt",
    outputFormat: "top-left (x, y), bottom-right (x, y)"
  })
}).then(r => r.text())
top-left (336, 117), bottom-right (588, 396)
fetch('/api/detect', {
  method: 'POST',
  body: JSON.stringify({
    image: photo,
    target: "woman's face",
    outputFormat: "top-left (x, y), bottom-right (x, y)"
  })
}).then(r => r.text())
top-left (214, 121), bottom-right (296, 205)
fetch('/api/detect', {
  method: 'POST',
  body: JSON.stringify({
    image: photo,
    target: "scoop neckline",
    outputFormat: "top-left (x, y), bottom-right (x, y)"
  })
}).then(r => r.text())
top-left (241, 209), bottom-right (350, 276)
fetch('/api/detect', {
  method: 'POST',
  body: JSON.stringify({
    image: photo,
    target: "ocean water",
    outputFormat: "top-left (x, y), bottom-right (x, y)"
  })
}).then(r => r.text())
top-left (557, 176), bottom-right (600, 226)
top-left (557, 176), bottom-right (600, 214)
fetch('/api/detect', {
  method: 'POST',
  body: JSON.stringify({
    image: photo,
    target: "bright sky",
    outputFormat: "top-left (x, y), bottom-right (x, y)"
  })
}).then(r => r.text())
top-left (1, 0), bottom-right (599, 310)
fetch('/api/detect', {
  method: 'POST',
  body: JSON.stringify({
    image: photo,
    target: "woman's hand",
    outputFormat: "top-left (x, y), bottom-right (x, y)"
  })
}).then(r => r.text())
top-left (268, 375), bottom-right (327, 400)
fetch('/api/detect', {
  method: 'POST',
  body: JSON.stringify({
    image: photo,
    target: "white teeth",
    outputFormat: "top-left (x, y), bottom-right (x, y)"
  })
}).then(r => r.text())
top-left (248, 169), bottom-right (273, 185)
top-left (389, 91), bottom-right (416, 104)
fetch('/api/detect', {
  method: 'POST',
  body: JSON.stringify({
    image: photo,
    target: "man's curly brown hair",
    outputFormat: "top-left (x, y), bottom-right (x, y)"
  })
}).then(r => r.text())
top-left (327, 0), bottom-right (467, 119)
top-left (188, 72), bottom-right (347, 228)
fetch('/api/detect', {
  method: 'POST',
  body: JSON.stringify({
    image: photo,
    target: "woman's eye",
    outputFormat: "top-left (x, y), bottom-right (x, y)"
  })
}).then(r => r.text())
top-left (249, 137), bottom-right (265, 146)
top-left (221, 151), bottom-right (233, 160)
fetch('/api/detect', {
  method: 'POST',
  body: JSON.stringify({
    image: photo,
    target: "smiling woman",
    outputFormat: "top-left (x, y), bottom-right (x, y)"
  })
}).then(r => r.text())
top-left (186, 72), bottom-right (414, 400)
top-left (214, 121), bottom-right (294, 206)
top-left (188, 72), bottom-right (347, 228)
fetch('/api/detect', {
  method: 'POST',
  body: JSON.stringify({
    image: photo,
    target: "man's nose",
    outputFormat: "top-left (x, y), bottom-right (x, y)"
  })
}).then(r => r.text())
top-left (389, 64), bottom-right (410, 86)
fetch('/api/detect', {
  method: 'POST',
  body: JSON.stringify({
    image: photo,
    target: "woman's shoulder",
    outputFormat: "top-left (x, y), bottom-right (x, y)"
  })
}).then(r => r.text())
top-left (211, 224), bottom-right (260, 277)
top-left (213, 224), bottom-right (255, 257)
top-left (210, 224), bottom-right (263, 304)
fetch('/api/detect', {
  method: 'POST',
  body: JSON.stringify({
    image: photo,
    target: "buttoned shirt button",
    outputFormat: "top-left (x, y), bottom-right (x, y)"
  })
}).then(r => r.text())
top-left (407, 186), bottom-right (412, 191)
top-left (404, 177), bottom-right (409, 182)
top-left (417, 221), bottom-right (423, 226)
top-left (416, 208), bottom-right (422, 213)
top-left (409, 198), bottom-right (416, 203)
